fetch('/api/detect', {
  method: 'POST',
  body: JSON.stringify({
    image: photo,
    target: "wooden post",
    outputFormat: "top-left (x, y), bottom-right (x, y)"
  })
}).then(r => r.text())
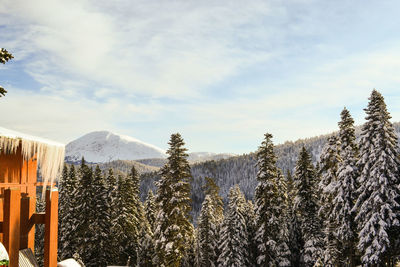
top-left (44, 188), bottom-right (58, 267)
top-left (20, 196), bottom-right (36, 251)
top-left (3, 188), bottom-right (21, 267)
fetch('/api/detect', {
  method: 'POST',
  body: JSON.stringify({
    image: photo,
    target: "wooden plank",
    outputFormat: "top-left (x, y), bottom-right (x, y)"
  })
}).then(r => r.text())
top-left (0, 145), bottom-right (23, 185)
top-left (3, 188), bottom-right (21, 267)
top-left (44, 189), bottom-right (58, 267)
top-left (20, 197), bottom-right (36, 251)
top-left (31, 213), bottom-right (46, 225)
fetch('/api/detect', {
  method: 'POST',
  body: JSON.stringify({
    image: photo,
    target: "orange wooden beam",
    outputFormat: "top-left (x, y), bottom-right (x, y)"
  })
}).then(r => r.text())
top-left (44, 189), bottom-right (58, 267)
top-left (3, 188), bottom-right (21, 267)
top-left (20, 196), bottom-right (36, 251)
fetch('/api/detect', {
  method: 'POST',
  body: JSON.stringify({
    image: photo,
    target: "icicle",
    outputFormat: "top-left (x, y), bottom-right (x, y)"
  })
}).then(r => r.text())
top-left (0, 127), bottom-right (65, 196)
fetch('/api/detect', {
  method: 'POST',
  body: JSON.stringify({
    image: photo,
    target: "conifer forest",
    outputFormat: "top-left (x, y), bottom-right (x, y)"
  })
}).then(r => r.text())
top-left (49, 89), bottom-right (400, 267)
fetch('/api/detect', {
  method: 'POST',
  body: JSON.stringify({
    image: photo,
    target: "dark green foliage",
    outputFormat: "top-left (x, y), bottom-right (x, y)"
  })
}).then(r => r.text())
top-left (243, 200), bottom-right (258, 267)
top-left (105, 168), bottom-right (120, 261)
top-left (0, 48), bottom-right (13, 97)
top-left (137, 226), bottom-right (155, 267)
top-left (198, 195), bottom-right (218, 267)
top-left (332, 107), bottom-right (359, 266)
top-left (35, 196), bottom-right (45, 264)
top-left (74, 158), bottom-right (95, 265)
top-left (115, 167), bottom-right (143, 265)
top-left (202, 177), bottom-right (224, 224)
top-left (154, 133), bottom-right (194, 267)
top-left (144, 189), bottom-right (156, 232)
top-left (59, 165), bottom-right (80, 259)
top-left (318, 136), bottom-right (341, 266)
top-left (217, 185), bottom-right (248, 267)
top-left (90, 166), bottom-right (112, 266)
top-left (254, 133), bottom-right (290, 266)
top-left (294, 147), bottom-right (323, 266)
top-left (354, 90), bottom-right (400, 265)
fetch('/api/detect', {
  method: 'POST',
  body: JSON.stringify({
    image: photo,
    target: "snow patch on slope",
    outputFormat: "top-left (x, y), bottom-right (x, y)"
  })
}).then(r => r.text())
top-left (65, 131), bottom-right (166, 163)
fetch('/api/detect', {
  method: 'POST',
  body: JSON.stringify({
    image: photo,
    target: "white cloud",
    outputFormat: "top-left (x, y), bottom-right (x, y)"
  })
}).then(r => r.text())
top-left (0, 0), bottom-right (274, 98)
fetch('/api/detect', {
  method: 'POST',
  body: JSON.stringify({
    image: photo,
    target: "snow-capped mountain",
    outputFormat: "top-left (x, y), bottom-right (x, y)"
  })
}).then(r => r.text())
top-left (65, 131), bottom-right (167, 163)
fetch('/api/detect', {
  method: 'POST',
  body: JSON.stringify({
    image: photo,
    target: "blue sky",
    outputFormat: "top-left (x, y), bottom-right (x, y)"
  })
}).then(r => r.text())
top-left (1, 0), bottom-right (400, 153)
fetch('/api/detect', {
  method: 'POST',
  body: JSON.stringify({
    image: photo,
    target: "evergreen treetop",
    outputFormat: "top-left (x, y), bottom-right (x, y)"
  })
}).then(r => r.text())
top-left (154, 133), bottom-right (194, 267)
top-left (354, 89), bottom-right (400, 265)
top-left (332, 107), bottom-right (359, 267)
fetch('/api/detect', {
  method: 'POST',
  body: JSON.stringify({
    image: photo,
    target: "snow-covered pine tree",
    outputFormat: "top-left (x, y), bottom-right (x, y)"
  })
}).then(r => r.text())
top-left (137, 216), bottom-right (155, 267)
top-left (332, 107), bottom-right (358, 266)
top-left (294, 147), bottom-right (323, 267)
top-left (35, 196), bottom-right (45, 263)
top-left (118, 167), bottom-right (143, 265)
top-left (114, 174), bottom-right (127, 265)
top-left (59, 165), bottom-right (69, 257)
top-left (89, 166), bottom-right (112, 267)
top-left (217, 185), bottom-right (248, 267)
top-left (353, 90), bottom-right (400, 265)
top-left (318, 136), bottom-right (341, 266)
top-left (105, 168), bottom-right (119, 261)
top-left (254, 133), bottom-right (290, 266)
top-left (286, 170), bottom-right (302, 266)
top-left (153, 133), bottom-right (194, 267)
top-left (75, 158), bottom-right (94, 265)
top-left (198, 195), bottom-right (218, 267)
top-left (138, 226), bottom-right (155, 267)
top-left (194, 228), bottom-right (201, 267)
top-left (202, 177), bottom-right (224, 265)
top-left (275, 170), bottom-right (291, 267)
top-left (203, 177), bottom-right (224, 225)
top-left (59, 165), bottom-right (79, 259)
top-left (243, 200), bottom-right (258, 267)
top-left (144, 189), bottom-right (156, 232)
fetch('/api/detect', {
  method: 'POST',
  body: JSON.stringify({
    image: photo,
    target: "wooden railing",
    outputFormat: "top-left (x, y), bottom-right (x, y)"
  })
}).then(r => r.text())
top-left (0, 188), bottom-right (58, 267)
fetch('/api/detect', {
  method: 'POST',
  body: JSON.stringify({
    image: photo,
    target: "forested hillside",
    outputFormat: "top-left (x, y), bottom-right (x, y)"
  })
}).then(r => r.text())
top-left (91, 122), bottom-right (400, 221)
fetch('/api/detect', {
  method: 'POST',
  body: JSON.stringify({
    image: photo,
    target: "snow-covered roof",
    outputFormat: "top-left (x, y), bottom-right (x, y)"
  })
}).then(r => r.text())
top-left (0, 126), bottom-right (65, 189)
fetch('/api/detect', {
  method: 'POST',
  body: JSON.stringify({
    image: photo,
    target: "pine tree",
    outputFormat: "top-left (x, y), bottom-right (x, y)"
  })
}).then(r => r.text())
top-left (138, 225), bottom-right (155, 267)
top-left (243, 200), bottom-right (258, 267)
top-left (217, 185), bottom-right (248, 267)
top-left (118, 167), bottom-right (143, 265)
top-left (0, 48), bottom-right (13, 97)
top-left (35, 196), bottom-right (46, 264)
top-left (318, 136), bottom-right (341, 266)
top-left (59, 165), bottom-right (69, 257)
top-left (105, 168), bottom-right (119, 261)
top-left (202, 177), bottom-right (224, 265)
top-left (59, 165), bottom-right (79, 259)
top-left (203, 177), bottom-right (224, 225)
top-left (294, 147), bottom-right (323, 267)
top-left (332, 107), bottom-right (358, 266)
top-left (254, 133), bottom-right (290, 266)
top-left (153, 133), bottom-right (194, 267)
top-left (353, 90), bottom-right (400, 265)
top-left (75, 158), bottom-right (95, 265)
top-left (286, 170), bottom-right (302, 266)
top-left (198, 195), bottom-right (218, 267)
top-left (144, 189), bottom-right (157, 232)
top-left (275, 171), bottom-right (291, 267)
top-left (90, 166), bottom-right (112, 266)
top-left (114, 174), bottom-right (127, 265)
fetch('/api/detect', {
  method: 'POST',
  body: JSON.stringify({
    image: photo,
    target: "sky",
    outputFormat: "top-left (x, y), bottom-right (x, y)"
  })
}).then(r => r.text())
top-left (1, 0), bottom-right (400, 154)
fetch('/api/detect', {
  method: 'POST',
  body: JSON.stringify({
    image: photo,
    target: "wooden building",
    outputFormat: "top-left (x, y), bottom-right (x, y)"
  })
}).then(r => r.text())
top-left (0, 127), bottom-right (65, 267)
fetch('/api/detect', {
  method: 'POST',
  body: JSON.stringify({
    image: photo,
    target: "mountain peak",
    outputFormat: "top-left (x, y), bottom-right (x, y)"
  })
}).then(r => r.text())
top-left (65, 131), bottom-right (166, 163)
